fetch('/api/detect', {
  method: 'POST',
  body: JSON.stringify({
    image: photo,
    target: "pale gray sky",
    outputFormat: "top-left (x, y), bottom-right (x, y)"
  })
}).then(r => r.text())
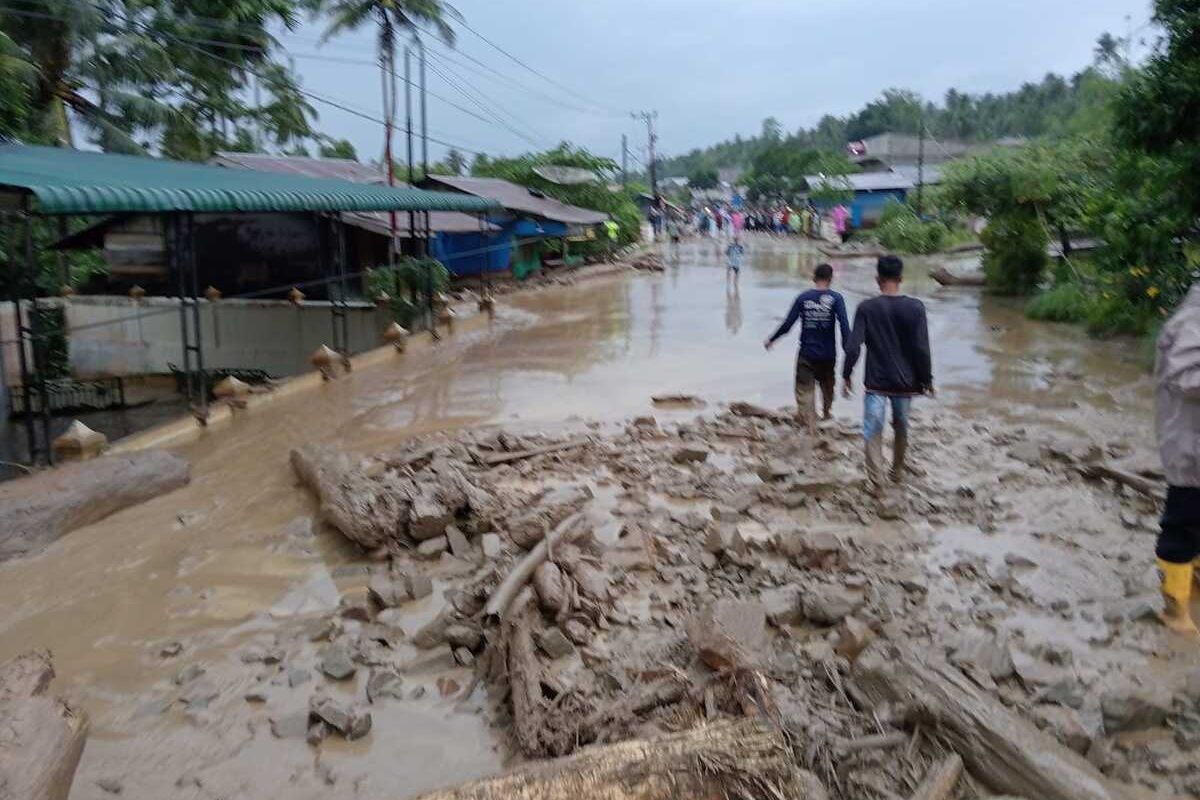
top-left (280, 0), bottom-right (1154, 167)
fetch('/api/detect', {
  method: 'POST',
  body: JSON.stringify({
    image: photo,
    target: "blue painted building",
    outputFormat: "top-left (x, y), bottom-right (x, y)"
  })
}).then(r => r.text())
top-left (805, 167), bottom-right (942, 228)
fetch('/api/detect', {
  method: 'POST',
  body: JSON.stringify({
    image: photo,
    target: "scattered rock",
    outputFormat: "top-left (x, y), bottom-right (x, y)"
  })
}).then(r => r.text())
top-left (416, 536), bottom-right (450, 558)
top-left (454, 648), bottom-right (475, 667)
top-left (832, 617), bottom-right (875, 663)
top-left (269, 710), bottom-right (310, 740)
top-left (287, 667), bottom-right (312, 688)
top-left (445, 525), bottom-right (472, 559)
top-left (243, 688), bottom-right (268, 703)
top-left (338, 590), bottom-right (373, 622)
top-left (759, 585), bottom-right (804, 627)
top-left (96, 777), bottom-right (123, 795)
top-left (537, 627), bottom-right (577, 660)
top-left (159, 642), bottom-right (183, 658)
top-left (480, 533), bottom-right (503, 559)
top-left (1003, 552), bottom-right (1037, 569)
top-left (181, 679), bottom-right (219, 709)
top-left (802, 584), bottom-right (861, 626)
top-left (408, 573), bottom-right (434, 600)
top-left (409, 490), bottom-right (453, 540)
top-left (311, 695), bottom-right (372, 740)
top-left (368, 575), bottom-right (409, 609)
top-left (1007, 442), bottom-right (1044, 466)
top-left (307, 721), bottom-right (330, 747)
top-left (437, 677), bottom-right (461, 697)
top-left (366, 669), bottom-right (404, 703)
top-left (687, 599), bottom-right (768, 670)
top-left (445, 623), bottom-right (484, 652)
top-left (949, 630), bottom-right (1015, 681)
top-left (1029, 704), bottom-right (1093, 754)
top-left (318, 645), bottom-right (356, 681)
top-left (672, 445), bottom-right (709, 464)
top-left (174, 663), bottom-right (205, 685)
top-left (1101, 686), bottom-right (1173, 733)
top-left (402, 644), bottom-right (457, 674)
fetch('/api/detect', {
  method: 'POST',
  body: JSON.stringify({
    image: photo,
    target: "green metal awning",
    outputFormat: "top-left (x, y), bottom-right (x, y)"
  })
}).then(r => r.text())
top-left (0, 145), bottom-right (500, 216)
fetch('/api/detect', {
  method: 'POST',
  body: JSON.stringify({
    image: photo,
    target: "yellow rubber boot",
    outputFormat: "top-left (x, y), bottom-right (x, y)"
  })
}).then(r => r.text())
top-left (1157, 558), bottom-right (1199, 636)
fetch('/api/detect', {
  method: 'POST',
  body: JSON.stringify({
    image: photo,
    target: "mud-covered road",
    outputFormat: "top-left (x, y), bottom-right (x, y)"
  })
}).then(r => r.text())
top-left (0, 234), bottom-right (1195, 799)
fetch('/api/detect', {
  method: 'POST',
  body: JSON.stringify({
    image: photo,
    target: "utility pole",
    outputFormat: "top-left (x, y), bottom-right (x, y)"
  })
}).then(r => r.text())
top-left (631, 111), bottom-right (659, 198)
top-left (621, 134), bottom-right (628, 186)
top-left (405, 45), bottom-right (415, 259)
top-left (915, 117), bottom-right (926, 218)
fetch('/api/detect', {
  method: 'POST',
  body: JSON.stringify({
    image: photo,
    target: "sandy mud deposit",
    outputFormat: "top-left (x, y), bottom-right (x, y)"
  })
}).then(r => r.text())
top-left (254, 398), bottom-right (1198, 799)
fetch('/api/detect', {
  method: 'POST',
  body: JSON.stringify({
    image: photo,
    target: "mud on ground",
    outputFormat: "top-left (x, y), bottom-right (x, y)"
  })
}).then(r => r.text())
top-left (206, 396), bottom-right (1200, 799)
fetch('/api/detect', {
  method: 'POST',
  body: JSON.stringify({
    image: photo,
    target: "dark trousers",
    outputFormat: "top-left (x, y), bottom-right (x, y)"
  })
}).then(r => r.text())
top-left (1156, 485), bottom-right (1200, 564)
top-left (795, 355), bottom-right (836, 426)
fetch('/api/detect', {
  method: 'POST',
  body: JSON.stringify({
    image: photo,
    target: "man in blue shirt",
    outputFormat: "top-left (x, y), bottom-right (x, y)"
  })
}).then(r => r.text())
top-left (764, 263), bottom-right (851, 432)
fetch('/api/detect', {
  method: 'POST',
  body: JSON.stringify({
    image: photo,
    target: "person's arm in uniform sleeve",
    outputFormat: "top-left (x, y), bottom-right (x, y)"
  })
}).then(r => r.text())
top-left (842, 307), bottom-right (865, 381)
top-left (835, 293), bottom-right (851, 351)
top-left (765, 296), bottom-right (804, 348)
top-left (915, 302), bottom-right (934, 392)
top-left (1161, 320), bottom-right (1200, 398)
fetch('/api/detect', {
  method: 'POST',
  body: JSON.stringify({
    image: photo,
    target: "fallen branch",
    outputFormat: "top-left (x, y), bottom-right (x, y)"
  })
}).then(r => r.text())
top-left (0, 450), bottom-right (190, 562)
top-left (413, 718), bottom-right (829, 800)
top-left (837, 731), bottom-right (909, 753)
top-left (852, 641), bottom-right (1135, 800)
top-left (1077, 463), bottom-right (1165, 500)
top-left (289, 444), bottom-right (410, 551)
top-left (0, 651), bottom-right (89, 800)
top-left (483, 512), bottom-right (587, 620)
top-left (909, 753), bottom-right (963, 800)
top-left (477, 438), bottom-right (591, 467)
top-left (503, 589), bottom-right (545, 757)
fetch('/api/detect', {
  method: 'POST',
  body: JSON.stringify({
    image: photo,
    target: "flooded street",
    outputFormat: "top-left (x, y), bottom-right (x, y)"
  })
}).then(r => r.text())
top-left (0, 234), bottom-right (1183, 799)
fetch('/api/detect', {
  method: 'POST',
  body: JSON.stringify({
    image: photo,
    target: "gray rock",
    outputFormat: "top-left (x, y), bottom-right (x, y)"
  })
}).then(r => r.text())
top-left (802, 584), bottom-right (861, 626)
top-left (416, 536), bottom-right (449, 558)
top-left (672, 445), bottom-right (709, 464)
top-left (480, 533), bottom-right (503, 559)
top-left (174, 663), bottom-right (205, 685)
top-left (1101, 686), bottom-right (1173, 733)
top-left (949, 630), bottom-right (1015, 681)
top-left (454, 647), bottom-right (475, 667)
top-left (537, 627), bottom-right (577, 660)
top-left (159, 642), bottom-right (182, 658)
top-left (310, 695), bottom-right (369, 738)
top-left (1029, 704), bottom-right (1093, 754)
top-left (366, 669), bottom-right (404, 703)
top-left (1007, 441), bottom-right (1044, 466)
top-left (687, 599), bottom-right (767, 670)
top-left (1184, 667), bottom-right (1200, 703)
top-left (307, 721), bottom-right (330, 747)
top-left (368, 575), bottom-right (409, 609)
top-left (756, 460), bottom-right (794, 482)
top-left (412, 607), bottom-right (453, 649)
top-left (759, 585), bottom-right (804, 627)
top-left (243, 688), bottom-right (268, 703)
top-left (402, 643), bottom-right (456, 673)
top-left (832, 616), bottom-right (875, 663)
top-left (318, 645), bottom-right (356, 681)
top-left (409, 490), bottom-right (453, 540)
top-left (338, 591), bottom-right (373, 622)
top-left (709, 504), bottom-right (740, 523)
top-left (445, 525), bottom-right (472, 559)
top-left (704, 524), bottom-right (736, 554)
top-left (409, 573), bottom-right (434, 600)
top-left (269, 710), bottom-right (310, 740)
top-left (96, 777), bottom-right (123, 795)
top-left (181, 679), bottom-right (219, 709)
top-left (1037, 678), bottom-right (1087, 710)
top-left (1003, 552), bottom-right (1037, 569)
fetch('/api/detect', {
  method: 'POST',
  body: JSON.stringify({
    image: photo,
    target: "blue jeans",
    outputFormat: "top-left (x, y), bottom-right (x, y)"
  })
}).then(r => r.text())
top-left (863, 393), bottom-right (911, 441)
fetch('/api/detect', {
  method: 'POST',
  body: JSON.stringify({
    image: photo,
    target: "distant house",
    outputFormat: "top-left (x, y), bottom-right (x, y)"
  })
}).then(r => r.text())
top-left (60, 153), bottom-right (496, 298)
top-left (421, 174), bottom-right (608, 279)
top-left (849, 132), bottom-right (1026, 172)
top-left (805, 170), bottom-right (928, 228)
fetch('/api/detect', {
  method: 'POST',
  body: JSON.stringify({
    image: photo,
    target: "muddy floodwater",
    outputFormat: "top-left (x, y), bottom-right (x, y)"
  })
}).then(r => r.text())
top-left (0, 234), bottom-right (1178, 799)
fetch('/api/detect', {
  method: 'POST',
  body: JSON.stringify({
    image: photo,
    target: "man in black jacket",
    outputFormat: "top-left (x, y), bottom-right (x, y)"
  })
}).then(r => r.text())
top-left (842, 256), bottom-right (933, 492)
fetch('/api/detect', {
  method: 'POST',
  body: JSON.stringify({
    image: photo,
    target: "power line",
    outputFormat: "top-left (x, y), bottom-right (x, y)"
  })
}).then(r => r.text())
top-left (423, 57), bottom-right (547, 150)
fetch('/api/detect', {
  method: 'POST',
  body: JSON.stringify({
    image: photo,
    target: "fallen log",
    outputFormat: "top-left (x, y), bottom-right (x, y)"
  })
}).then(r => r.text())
top-left (503, 589), bottom-right (545, 758)
top-left (852, 642), bottom-right (1134, 800)
top-left (0, 450), bottom-right (190, 562)
top-left (477, 438), bottom-right (591, 467)
top-left (909, 753), bottom-right (962, 800)
top-left (413, 718), bottom-right (829, 800)
top-left (930, 266), bottom-right (985, 287)
top-left (289, 444), bottom-right (410, 551)
top-left (483, 512), bottom-right (587, 620)
top-left (1077, 462), bottom-right (1165, 500)
top-left (0, 651), bottom-right (89, 800)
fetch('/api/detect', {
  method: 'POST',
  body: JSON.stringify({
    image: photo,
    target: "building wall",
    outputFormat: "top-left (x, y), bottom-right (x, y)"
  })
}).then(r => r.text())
top-left (0, 296), bottom-right (391, 389)
top-left (852, 189), bottom-right (908, 228)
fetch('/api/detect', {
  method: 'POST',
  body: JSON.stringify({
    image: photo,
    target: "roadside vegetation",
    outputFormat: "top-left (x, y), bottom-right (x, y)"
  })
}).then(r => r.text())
top-left (874, 201), bottom-right (975, 255)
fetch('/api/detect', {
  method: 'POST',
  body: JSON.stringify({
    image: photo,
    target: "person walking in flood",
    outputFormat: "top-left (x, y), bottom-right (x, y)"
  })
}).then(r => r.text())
top-left (841, 256), bottom-right (932, 494)
top-left (1152, 280), bottom-right (1200, 637)
top-left (725, 237), bottom-right (745, 281)
top-left (764, 263), bottom-right (850, 432)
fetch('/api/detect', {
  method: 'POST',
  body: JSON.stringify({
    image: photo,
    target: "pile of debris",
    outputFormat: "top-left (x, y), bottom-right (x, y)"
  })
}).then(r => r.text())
top-left (282, 400), bottom-right (1198, 799)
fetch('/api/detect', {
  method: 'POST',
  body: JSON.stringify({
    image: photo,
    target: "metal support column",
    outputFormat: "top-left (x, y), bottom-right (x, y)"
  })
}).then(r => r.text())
top-left (327, 215), bottom-right (350, 357)
top-left (172, 213), bottom-right (207, 421)
top-left (12, 202), bottom-right (52, 465)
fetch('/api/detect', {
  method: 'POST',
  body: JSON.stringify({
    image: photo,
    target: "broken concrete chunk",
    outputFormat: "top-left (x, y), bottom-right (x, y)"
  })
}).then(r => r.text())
top-left (802, 584), bottom-right (861, 626)
top-left (416, 536), bottom-right (449, 558)
top-left (269, 710), bottom-right (310, 740)
top-left (672, 445), bottom-right (709, 464)
top-left (480, 533), bottom-right (503, 558)
top-left (688, 599), bottom-right (768, 670)
top-left (445, 525), bottom-right (472, 559)
top-left (318, 645), bottom-right (356, 681)
top-left (537, 627), bottom-right (577, 660)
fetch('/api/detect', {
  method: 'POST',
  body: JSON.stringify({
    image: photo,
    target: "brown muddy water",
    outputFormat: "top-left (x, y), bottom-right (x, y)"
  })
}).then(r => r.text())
top-left (0, 234), bottom-right (1172, 799)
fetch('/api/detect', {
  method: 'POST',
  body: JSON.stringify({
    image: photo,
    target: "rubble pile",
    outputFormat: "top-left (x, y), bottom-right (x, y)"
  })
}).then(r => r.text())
top-left (258, 399), bottom-right (1198, 798)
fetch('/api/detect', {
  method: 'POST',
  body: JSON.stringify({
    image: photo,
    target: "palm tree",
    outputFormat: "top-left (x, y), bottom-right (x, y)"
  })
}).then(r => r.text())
top-left (320, 0), bottom-right (458, 181)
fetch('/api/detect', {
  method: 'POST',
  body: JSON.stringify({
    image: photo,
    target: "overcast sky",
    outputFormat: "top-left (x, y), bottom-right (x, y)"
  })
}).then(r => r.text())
top-left (280, 0), bottom-right (1154, 167)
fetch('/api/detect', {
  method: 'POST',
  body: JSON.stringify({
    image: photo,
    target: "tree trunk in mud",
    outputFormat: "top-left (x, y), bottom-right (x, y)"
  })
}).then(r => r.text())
top-left (0, 651), bottom-right (89, 800)
top-left (289, 444), bottom-right (408, 552)
top-left (0, 450), bottom-right (190, 562)
top-left (851, 642), bottom-right (1134, 800)
top-left (413, 718), bottom-right (828, 800)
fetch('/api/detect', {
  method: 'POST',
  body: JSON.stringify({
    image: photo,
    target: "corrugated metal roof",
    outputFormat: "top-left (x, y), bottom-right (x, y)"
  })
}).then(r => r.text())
top-left (424, 174), bottom-right (609, 226)
top-left (0, 145), bottom-right (499, 215)
top-left (213, 152), bottom-right (496, 234)
top-left (805, 171), bottom-right (915, 193)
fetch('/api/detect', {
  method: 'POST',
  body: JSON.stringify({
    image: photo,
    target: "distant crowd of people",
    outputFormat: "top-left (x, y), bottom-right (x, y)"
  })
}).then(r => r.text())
top-left (674, 202), bottom-right (853, 243)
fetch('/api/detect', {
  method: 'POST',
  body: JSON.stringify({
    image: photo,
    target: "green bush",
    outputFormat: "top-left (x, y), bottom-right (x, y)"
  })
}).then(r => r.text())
top-left (980, 212), bottom-right (1048, 294)
top-left (876, 201), bottom-right (950, 254)
top-left (366, 257), bottom-right (450, 329)
top-left (1025, 281), bottom-right (1094, 323)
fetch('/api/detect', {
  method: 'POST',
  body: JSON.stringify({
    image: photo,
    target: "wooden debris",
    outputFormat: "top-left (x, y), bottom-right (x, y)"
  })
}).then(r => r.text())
top-left (909, 753), bottom-right (963, 800)
top-left (413, 718), bottom-right (828, 800)
top-left (852, 641), bottom-right (1134, 800)
top-left (483, 512), bottom-right (587, 620)
top-left (0, 651), bottom-right (89, 800)
top-left (476, 437), bottom-right (591, 467)
top-left (1077, 462), bottom-right (1165, 500)
top-left (0, 450), bottom-right (190, 562)
top-left (289, 445), bottom-right (409, 552)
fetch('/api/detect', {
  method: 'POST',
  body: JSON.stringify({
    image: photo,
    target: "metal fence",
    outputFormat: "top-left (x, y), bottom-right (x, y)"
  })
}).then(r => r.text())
top-left (7, 376), bottom-right (126, 417)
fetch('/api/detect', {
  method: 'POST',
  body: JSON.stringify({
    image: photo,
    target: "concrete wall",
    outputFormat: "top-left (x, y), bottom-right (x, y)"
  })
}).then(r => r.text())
top-left (0, 296), bottom-right (392, 388)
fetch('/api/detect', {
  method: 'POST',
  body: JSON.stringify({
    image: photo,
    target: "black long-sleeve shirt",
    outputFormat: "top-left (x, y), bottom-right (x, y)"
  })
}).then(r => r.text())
top-left (766, 289), bottom-right (850, 360)
top-left (842, 295), bottom-right (933, 395)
